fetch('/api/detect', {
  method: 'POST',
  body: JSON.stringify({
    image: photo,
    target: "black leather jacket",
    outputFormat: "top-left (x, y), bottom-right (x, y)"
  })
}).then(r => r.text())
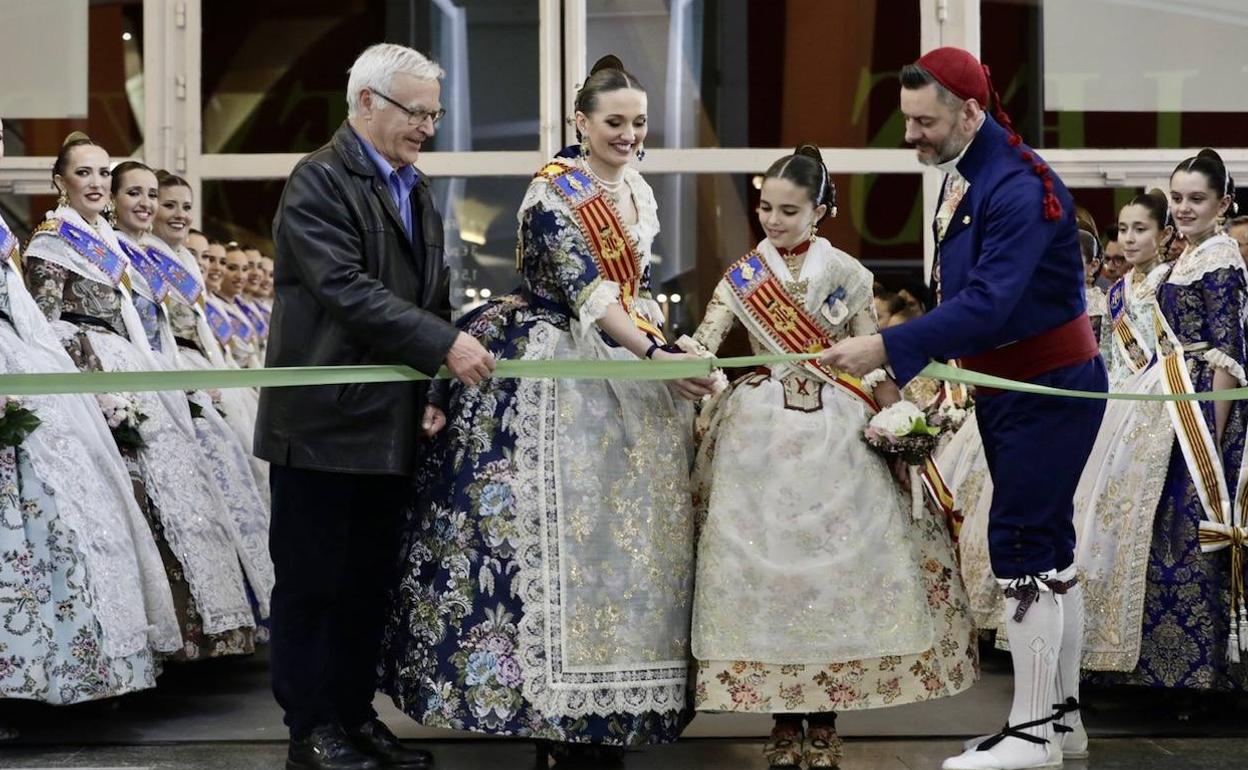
top-left (255, 122), bottom-right (458, 475)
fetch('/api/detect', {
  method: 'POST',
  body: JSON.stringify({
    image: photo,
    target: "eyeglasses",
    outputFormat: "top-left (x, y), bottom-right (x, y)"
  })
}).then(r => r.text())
top-left (371, 90), bottom-right (446, 126)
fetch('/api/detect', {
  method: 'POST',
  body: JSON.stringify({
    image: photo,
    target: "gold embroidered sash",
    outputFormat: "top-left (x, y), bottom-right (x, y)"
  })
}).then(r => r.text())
top-left (534, 162), bottom-right (663, 340)
top-left (1107, 276), bottom-right (1154, 375)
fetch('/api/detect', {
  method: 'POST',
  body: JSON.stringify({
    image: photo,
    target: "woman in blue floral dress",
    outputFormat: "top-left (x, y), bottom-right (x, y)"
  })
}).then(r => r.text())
top-left (0, 181), bottom-right (179, 730)
top-left (1091, 149), bottom-right (1248, 693)
top-left (381, 57), bottom-right (711, 763)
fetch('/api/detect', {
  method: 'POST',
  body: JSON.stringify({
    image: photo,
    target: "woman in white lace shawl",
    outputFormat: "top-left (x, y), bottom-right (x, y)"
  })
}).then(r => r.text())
top-left (0, 120), bottom-right (179, 721)
top-left (110, 163), bottom-right (273, 627)
top-left (23, 133), bottom-right (256, 661)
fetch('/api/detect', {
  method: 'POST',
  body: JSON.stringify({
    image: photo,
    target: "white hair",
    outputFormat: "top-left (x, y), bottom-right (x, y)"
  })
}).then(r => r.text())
top-left (346, 43), bottom-right (444, 118)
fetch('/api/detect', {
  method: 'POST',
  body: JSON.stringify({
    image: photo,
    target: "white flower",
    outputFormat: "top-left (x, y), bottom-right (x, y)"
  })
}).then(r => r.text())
top-left (869, 401), bottom-right (925, 437)
top-left (941, 405), bottom-right (968, 423)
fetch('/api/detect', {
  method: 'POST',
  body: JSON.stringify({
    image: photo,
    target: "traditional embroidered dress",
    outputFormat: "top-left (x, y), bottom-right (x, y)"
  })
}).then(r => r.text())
top-left (201, 287), bottom-right (264, 456)
top-left (130, 233), bottom-right (274, 618)
top-left (24, 207), bottom-right (256, 660)
top-left (0, 216), bottom-right (179, 703)
top-left (217, 295), bottom-right (262, 369)
top-left (1090, 233), bottom-right (1248, 690)
top-left (235, 296), bottom-right (269, 361)
top-left (146, 235), bottom-right (269, 498)
top-left (685, 237), bottom-right (977, 713)
top-left (381, 152), bottom-right (696, 746)
top-left (1070, 265), bottom-right (1174, 672)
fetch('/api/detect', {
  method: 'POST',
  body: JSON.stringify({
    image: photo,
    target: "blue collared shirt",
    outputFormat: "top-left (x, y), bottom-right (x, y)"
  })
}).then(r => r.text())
top-left (351, 126), bottom-right (419, 240)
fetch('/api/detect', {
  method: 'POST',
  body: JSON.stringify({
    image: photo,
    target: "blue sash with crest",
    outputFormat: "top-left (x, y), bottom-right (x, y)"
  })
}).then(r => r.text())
top-left (0, 215), bottom-right (17, 262)
top-left (146, 244), bottom-right (202, 306)
top-left (236, 298), bottom-right (268, 338)
top-left (55, 220), bottom-right (126, 286)
top-left (205, 302), bottom-right (233, 345)
top-left (230, 310), bottom-right (253, 343)
top-left (117, 238), bottom-right (170, 301)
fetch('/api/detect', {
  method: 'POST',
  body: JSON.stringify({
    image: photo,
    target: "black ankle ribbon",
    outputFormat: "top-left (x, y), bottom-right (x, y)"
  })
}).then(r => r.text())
top-left (1051, 697), bottom-right (1080, 733)
top-left (977, 714), bottom-right (1055, 751)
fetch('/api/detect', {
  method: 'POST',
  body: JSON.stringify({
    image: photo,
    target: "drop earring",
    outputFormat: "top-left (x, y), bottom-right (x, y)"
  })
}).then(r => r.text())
top-left (580, 142), bottom-right (591, 160)
top-left (635, 144), bottom-right (646, 162)
top-left (56, 187), bottom-right (69, 208)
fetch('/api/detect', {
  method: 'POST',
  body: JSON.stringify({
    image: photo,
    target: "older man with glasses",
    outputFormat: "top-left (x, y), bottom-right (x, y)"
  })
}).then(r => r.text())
top-left (258, 43), bottom-right (494, 770)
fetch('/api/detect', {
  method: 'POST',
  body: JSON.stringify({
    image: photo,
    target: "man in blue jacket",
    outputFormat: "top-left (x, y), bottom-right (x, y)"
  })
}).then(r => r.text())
top-left (822, 47), bottom-right (1106, 770)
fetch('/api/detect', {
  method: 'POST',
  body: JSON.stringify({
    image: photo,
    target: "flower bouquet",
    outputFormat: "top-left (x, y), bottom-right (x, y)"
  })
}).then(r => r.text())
top-left (0, 396), bottom-right (41, 448)
top-left (97, 392), bottom-right (147, 450)
top-left (927, 400), bottom-right (969, 434)
top-left (864, 401), bottom-right (942, 519)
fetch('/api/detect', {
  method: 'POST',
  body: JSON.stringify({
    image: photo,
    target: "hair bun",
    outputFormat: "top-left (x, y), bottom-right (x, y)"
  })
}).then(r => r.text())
top-left (589, 55), bottom-right (624, 75)
top-left (62, 130), bottom-right (92, 146)
top-left (794, 142), bottom-right (823, 163)
top-left (1197, 147), bottom-right (1225, 164)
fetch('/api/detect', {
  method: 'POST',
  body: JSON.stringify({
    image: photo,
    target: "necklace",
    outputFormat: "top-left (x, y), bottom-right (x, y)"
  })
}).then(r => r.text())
top-left (775, 239), bottom-right (812, 277)
top-left (580, 159), bottom-right (626, 195)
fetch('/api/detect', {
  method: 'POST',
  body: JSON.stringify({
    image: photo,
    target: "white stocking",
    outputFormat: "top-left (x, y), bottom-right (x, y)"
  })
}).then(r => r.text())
top-left (1053, 564), bottom-right (1087, 756)
top-left (943, 576), bottom-right (1063, 770)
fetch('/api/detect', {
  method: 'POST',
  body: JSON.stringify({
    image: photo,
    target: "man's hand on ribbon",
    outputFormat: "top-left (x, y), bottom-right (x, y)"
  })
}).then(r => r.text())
top-left (446, 332), bottom-right (496, 386)
top-left (819, 333), bottom-right (887, 377)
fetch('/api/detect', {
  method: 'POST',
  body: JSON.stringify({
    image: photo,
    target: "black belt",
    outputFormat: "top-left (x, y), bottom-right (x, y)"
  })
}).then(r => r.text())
top-left (61, 311), bottom-right (121, 335)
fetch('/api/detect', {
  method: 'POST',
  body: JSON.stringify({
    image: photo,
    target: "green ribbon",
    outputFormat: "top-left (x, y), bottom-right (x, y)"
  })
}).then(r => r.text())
top-left (1, 355), bottom-right (1246, 402)
top-left (921, 361), bottom-right (1248, 402)
top-left (0, 354), bottom-right (810, 396)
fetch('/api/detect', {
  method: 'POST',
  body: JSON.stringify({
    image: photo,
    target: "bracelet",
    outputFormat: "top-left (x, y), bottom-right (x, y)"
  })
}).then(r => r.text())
top-left (860, 368), bottom-right (888, 391)
top-left (644, 340), bottom-right (662, 359)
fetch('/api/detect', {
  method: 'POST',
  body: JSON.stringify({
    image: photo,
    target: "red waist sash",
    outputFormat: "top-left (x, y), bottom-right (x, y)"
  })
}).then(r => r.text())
top-left (961, 312), bottom-right (1099, 388)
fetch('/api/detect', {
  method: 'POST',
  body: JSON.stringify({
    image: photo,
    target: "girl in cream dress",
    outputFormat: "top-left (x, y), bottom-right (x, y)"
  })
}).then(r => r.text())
top-left (687, 145), bottom-right (976, 770)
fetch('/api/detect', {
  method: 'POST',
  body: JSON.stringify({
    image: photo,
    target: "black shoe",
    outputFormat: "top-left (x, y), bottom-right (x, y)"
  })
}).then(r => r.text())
top-left (287, 724), bottom-right (381, 770)
top-left (547, 742), bottom-right (626, 768)
top-left (345, 718), bottom-right (433, 769)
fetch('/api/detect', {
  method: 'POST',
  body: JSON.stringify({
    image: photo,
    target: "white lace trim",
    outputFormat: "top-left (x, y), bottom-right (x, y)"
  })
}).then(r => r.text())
top-left (1204, 348), bottom-right (1248, 386)
top-left (189, 393), bottom-right (274, 615)
top-left (578, 280), bottom-right (620, 324)
top-left (622, 166), bottom-right (660, 258)
top-left (1168, 233), bottom-right (1248, 287)
top-left (634, 297), bottom-right (664, 327)
top-left (512, 322), bottom-right (687, 720)
top-left (2, 256), bottom-right (183, 657)
top-left (86, 331), bottom-right (255, 635)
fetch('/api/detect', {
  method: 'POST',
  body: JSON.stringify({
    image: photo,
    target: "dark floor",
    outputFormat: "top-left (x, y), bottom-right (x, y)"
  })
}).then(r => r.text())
top-left (1, 646), bottom-right (1245, 768)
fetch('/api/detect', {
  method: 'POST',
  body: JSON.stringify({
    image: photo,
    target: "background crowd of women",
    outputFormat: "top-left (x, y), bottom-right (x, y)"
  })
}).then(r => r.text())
top-left (2, 49), bottom-right (1247, 770)
top-left (0, 120), bottom-right (274, 738)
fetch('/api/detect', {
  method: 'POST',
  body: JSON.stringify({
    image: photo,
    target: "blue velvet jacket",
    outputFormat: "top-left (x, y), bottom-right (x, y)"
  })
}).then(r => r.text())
top-left (881, 115), bottom-right (1086, 385)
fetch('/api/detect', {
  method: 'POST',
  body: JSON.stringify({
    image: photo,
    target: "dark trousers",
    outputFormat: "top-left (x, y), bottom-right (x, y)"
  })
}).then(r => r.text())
top-left (269, 465), bottom-right (410, 739)
top-left (977, 357), bottom-right (1107, 579)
